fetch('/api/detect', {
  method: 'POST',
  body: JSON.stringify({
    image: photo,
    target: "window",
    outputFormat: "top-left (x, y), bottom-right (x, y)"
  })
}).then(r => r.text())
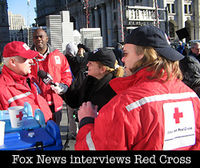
top-left (113, 12), bottom-right (117, 21)
top-left (189, 5), bottom-right (192, 14)
top-left (171, 4), bottom-right (175, 13)
top-left (124, 0), bottom-right (129, 6)
top-left (167, 3), bottom-right (175, 14)
top-left (184, 5), bottom-right (187, 13)
top-left (167, 4), bottom-right (170, 13)
top-left (184, 4), bottom-right (192, 14)
top-left (2, 17), bottom-right (5, 23)
top-left (113, 0), bottom-right (117, 9)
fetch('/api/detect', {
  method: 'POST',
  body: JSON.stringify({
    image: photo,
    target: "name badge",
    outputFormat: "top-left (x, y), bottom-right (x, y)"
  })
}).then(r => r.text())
top-left (54, 56), bottom-right (61, 64)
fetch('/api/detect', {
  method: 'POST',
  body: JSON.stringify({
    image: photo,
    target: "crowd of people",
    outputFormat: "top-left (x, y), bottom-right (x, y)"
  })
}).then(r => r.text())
top-left (0, 25), bottom-right (200, 150)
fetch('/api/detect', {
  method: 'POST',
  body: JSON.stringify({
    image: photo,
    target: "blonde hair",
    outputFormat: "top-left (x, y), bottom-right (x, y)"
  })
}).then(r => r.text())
top-left (132, 46), bottom-right (183, 81)
top-left (97, 61), bottom-right (124, 77)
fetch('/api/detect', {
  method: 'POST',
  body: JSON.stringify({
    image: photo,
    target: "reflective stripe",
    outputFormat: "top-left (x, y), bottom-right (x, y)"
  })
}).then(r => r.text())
top-left (126, 92), bottom-right (197, 112)
top-left (65, 69), bottom-right (71, 72)
top-left (8, 92), bottom-right (32, 104)
top-left (48, 101), bottom-right (53, 105)
top-left (56, 105), bottom-right (63, 111)
top-left (86, 131), bottom-right (96, 150)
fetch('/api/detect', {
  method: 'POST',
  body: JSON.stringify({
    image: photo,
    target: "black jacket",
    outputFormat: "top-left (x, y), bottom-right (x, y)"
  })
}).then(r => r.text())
top-left (64, 72), bottom-right (116, 111)
top-left (180, 52), bottom-right (200, 89)
top-left (65, 53), bottom-right (88, 78)
top-left (179, 51), bottom-right (200, 97)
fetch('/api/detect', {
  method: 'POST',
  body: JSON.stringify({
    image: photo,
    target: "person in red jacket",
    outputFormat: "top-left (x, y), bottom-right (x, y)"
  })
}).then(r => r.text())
top-left (0, 41), bottom-right (52, 122)
top-left (31, 28), bottom-right (72, 126)
top-left (75, 25), bottom-right (200, 150)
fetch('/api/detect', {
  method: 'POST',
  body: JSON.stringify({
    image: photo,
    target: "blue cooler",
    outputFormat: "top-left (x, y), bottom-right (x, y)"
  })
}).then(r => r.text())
top-left (0, 102), bottom-right (63, 150)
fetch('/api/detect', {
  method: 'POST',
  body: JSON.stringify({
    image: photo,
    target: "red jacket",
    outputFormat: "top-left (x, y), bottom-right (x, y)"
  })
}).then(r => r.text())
top-left (31, 48), bottom-right (72, 112)
top-left (0, 66), bottom-right (52, 122)
top-left (75, 68), bottom-right (200, 150)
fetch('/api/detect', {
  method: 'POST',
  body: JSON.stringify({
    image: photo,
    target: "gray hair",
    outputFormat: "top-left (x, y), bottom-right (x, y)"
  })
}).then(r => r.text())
top-left (3, 56), bottom-right (20, 66)
top-left (191, 42), bottom-right (200, 48)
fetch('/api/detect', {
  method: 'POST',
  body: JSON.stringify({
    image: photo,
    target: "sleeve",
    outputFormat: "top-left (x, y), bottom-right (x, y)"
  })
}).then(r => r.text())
top-left (36, 94), bottom-right (53, 122)
top-left (62, 85), bottom-right (81, 108)
top-left (62, 76), bottom-right (87, 109)
top-left (0, 102), bottom-right (4, 110)
top-left (0, 88), bottom-right (10, 110)
top-left (75, 95), bottom-right (138, 150)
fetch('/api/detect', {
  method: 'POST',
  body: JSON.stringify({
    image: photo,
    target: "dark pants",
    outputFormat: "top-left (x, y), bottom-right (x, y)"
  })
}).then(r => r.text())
top-left (49, 105), bottom-right (62, 126)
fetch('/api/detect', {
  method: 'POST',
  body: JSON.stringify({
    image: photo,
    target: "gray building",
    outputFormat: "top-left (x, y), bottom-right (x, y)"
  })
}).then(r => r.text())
top-left (0, 0), bottom-right (9, 60)
top-left (85, 0), bottom-right (199, 45)
top-left (35, 0), bottom-right (68, 26)
top-left (167, 0), bottom-right (200, 41)
top-left (35, 0), bottom-right (200, 47)
top-left (8, 11), bottom-right (28, 44)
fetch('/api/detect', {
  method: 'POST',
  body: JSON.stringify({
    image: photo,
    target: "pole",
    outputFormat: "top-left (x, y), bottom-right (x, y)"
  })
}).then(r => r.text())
top-left (154, 0), bottom-right (159, 28)
top-left (84, 0), bottom-right (89, 28)
top-left (27, 0), bottom-right (30, 27)
top-left (165, 6), bottom-right (169, 36)
top-left (27, 0), bottom-right (31, 46)
top-left (119, 0), bottom-right (124, 42)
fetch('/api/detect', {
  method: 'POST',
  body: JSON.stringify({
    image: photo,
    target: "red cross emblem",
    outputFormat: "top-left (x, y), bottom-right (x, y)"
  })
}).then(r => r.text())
top-left (16, 111), bottom-right (23, 120)
top-left (173, 107), bottom-right (183, 124)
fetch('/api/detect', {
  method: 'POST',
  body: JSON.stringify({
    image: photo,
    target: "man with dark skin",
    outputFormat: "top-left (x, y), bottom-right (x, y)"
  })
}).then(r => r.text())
top-left (33, 29), bottom-right (49, 54)
top-left (31, 28), bottom-right (72, 126)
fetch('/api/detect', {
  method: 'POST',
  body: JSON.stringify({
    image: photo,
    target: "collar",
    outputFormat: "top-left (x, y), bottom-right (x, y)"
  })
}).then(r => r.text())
top-left (34, 44), bottom-right (51, 61)
top-left (2, 66), bottom-right (30, 85)
top-left (109, 68), bottom-right (154, 94)
top-left (95, 72), bottom-right (114, 91)
top-left (189, 51), bottom-right (199, 58)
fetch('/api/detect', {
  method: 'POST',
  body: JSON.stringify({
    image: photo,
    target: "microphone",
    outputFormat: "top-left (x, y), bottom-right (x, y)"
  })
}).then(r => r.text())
top-left (37, 70), bottom-right (56, 86)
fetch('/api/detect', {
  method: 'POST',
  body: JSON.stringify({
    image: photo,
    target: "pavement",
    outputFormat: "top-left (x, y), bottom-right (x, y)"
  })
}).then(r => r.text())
top-left (60, 102), bottom-right (76, 150)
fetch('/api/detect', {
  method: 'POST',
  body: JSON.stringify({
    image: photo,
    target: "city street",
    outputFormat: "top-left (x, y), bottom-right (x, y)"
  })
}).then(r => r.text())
top-left (60, 102), bottom-right (76, 150)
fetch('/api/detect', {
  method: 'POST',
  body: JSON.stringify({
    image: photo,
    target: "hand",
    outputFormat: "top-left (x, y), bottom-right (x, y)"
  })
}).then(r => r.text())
top-left (50, 82), bottom-right (68, 95)
top-left (78, 101), bottom-right (98, 122)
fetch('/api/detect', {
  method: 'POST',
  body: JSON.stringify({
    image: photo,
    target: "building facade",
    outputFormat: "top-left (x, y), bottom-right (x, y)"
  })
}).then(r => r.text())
top-left (167, 0), bottom-right (197, 41)
top-left (35, 0), bottom-right (200, 47)
top-left (9, 29), bottom-right (28, 44)
top-left (8, 11), bottom-right (28, 44)
top-left (35, 0), bottom-right (68, 26)
top-left (8, 11), bottom-right (26, 30)
top-left (0, 0), bottom-right (9, 59)
top-left (85, 0), bottom-right (200, 46)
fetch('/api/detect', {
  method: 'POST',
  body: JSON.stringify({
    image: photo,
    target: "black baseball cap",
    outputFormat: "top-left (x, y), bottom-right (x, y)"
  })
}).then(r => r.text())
top-left (88, 48), bottom-right (116, 68)
top-left (126, 25), bottom-right (184, 61)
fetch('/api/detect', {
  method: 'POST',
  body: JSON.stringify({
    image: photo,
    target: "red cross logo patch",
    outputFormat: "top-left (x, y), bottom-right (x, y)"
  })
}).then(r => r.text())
top-left (173, 107), bottom-right (183, 124)
top-left (163, 101), bottom-right (195, 150)
top-left (16, 111), bottom-right (23, 120)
